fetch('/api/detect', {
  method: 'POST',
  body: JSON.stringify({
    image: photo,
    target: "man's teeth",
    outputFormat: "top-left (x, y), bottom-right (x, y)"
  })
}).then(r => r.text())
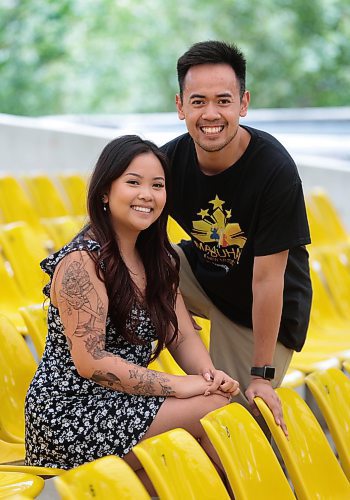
top-left (132, 206), bottom-right (151, 213)
top-left (201, 126), bottom-right (224, 134)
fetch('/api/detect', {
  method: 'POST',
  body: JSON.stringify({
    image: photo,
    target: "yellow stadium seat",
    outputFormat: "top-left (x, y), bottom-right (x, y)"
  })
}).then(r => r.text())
top-left (306, 188), bottom-right (350, 246)
top-left (0, 471), bottom-right (44, 498)
top-left (0, 222), bottom-right (48, 304)
top-left (305, 368), bottom-right (350, 480)
top-left (54, 455), bottom-right (150, 499)
top-left (0, 253), bottom-right (28, 333)
top-left (21, 174), bottom-right (70, 218)
top-left (56, 172), bottom-right (87, 217)
top-left (19, 303), bottom-right (48, 359)
top-left (0, 175), bottom-right (52, 249)
top-left (255, 388), bottom-right (350, 499)
top-left (0, 315), bottom-right (37, 443)
top-left (281, 368), bottom-right (305, 388)
top-left (0, 439), bottom-right (25, 465)
top-left (41, 216), bottom-right (83, 250)
top-left (0, 463), bottom-right (64, 477)
top-left (157, 349), bottom-right (185, 375)
top-left (133, 428), bottom-right (230, 500)
top-left (200, 403), bottom-right (295, 500)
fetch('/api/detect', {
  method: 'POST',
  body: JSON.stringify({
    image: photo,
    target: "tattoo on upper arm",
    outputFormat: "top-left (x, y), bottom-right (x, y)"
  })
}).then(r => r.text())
top-left (60, 256), bottom-right (112, 359)
top-left (129, 368), bottom-right (175, 396)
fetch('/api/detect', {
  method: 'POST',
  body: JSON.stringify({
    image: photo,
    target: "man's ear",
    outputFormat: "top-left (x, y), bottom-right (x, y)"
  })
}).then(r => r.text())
top-left (239, 90), bottom-right (250, 117)
top-left (176, 94), bottom-right (185, 120)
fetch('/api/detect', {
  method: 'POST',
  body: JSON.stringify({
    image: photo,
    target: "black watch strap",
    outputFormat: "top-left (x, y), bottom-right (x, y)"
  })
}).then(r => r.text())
top-left (251, 365), bottom-right (275, 380)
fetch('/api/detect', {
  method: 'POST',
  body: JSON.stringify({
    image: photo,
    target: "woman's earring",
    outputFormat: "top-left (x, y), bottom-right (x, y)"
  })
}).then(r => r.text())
top-left (103, 203), bottom-right (107, 212)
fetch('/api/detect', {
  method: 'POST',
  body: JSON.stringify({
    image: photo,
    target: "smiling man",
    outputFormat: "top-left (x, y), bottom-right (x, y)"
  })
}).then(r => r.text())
top-left (161, 41), bottom-right (312, 434)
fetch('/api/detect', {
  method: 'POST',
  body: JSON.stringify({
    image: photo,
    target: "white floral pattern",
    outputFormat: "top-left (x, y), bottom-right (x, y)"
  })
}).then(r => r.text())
top-left (25, 235), bottom-right (165, 470)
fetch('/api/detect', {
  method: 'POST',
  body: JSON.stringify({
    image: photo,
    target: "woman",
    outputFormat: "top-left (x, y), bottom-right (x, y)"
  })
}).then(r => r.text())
top-left (25, 135), bottom-right (239, 492)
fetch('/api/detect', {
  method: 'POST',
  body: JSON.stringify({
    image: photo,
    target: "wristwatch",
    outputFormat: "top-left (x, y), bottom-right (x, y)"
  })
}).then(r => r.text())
top-left (250, 365), bottom-right (275, 380)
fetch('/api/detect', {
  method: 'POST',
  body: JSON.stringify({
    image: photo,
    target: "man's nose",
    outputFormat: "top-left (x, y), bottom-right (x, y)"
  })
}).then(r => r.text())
top-left (201, 102), bottom-right (221, 120)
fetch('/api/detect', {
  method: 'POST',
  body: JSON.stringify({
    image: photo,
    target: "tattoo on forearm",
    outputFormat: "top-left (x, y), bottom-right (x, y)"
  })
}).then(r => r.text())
top-left (129, 368), bottom-right (175, 396)
top-left (91, 370), bottom-right (125, 391)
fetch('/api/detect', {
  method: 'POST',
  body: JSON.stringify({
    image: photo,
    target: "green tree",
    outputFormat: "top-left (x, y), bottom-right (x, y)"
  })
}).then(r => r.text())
top-left (0, 0), bottom-right (349, 115)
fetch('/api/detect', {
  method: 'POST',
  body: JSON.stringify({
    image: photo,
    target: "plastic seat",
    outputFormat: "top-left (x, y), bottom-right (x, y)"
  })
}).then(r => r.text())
top-left (0, 252), bottom-right (28, 333)
top-left (133, 428), bottom-right (230, 500)
top-left (0, 314), bottom-right (37, 443)
top-left (200, 403), bottom-right (295, 500)
top-left (317, 249), bottom-right (350, 320)
top-left (281, 368), bottom-right (305, 388)
top-left (0, 464), bottom-right (64, 477)
top-left (0, 471), bottom-right (44, 498)
top-left (56, 172), bottom-right (87, 216)
top-left (157, 349), bottom-right (185, 375)
top-left (0, 439), bottom-right (25, 464)
top-left (19, 304), bottom-right (48, 359)
top-left (289, 352), bottom-right (341, 374)
top-left (22, 174), bottom-right (70, 218)
top-left (54, 455), bottom-right (150, 499)
top-left (255, 388), bottom-right (350, 499)
top-left (41, 216), bottom-right (82, 250)
top-left (0, 175), bottom-right (51, 247)
top-left (306, 188), bottom-right (350, 246)
top-left (305, 368), bottom-right (350, 480)
top-left (0, 222), bottom-right (48, 303)
top-left (147, 357), bottom-right (164, 372)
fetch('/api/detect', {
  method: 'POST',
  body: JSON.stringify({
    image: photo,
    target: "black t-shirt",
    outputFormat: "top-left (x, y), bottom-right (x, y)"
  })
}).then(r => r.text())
top-left (161, 126), bottom-right (312, 351)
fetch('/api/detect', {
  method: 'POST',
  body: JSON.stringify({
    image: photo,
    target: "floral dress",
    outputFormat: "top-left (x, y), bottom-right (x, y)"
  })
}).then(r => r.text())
top-left (25, 235), bottom-right (165, 470)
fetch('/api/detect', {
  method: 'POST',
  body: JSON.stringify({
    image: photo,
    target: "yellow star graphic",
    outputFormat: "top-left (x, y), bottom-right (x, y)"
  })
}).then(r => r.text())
top-left (226, 209), bottom-right (232, 218)
top-left (209, 195), bottom-right (225, 210)
top-left (197, 209), bottom-right (209, 218)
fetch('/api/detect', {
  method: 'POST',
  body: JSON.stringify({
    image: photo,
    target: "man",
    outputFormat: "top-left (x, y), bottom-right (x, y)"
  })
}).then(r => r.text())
top-left (161, 41), bottom-right (312, 433)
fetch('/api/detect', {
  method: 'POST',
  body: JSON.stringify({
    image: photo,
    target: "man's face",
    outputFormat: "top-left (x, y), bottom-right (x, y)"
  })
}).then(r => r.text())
top-left (176, 63), bottom-right (249, 154)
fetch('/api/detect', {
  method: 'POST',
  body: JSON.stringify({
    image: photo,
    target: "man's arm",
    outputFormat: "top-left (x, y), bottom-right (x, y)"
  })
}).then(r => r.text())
top-left (245, 250), bottom-right (289, 435)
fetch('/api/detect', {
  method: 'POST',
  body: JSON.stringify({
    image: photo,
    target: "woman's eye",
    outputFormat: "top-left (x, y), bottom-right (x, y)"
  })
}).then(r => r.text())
top-left (127, 180), bottom-right (139, 185)
top-left (153, 183), bottom-right (165, 189)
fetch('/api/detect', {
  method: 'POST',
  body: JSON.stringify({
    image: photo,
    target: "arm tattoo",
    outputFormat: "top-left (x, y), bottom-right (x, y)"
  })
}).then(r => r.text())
top-left (91, 370), bottom-right (125, 391)
top-left (60, 257), bottom-right (112, 359)
top-left (129, 368), bottom-right (175, 396)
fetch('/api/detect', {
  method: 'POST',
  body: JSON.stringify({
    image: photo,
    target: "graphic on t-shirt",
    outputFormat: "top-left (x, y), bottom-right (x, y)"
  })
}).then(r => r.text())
top-left (191, 195), bottom-right (247, 268)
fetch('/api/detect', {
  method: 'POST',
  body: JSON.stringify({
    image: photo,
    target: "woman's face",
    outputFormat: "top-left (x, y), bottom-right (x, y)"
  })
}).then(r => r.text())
top-left (103, 152), bottom-right (166, 237)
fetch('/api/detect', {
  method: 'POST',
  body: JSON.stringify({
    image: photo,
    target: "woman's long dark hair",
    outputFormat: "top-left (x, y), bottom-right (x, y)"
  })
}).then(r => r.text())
top-left (87, 135), bottom-right (179, 359)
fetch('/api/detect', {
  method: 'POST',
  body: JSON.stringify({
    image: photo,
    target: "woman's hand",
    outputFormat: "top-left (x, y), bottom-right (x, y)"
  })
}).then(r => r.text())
top-left (174, 374), bottom-right (232, 399)
top-left (202, 369), bottom-right (240, 396)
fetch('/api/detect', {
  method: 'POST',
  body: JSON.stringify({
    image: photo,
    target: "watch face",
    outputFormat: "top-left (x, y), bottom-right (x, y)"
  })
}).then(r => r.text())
top-left (265, 366), bottom-right (275, 379)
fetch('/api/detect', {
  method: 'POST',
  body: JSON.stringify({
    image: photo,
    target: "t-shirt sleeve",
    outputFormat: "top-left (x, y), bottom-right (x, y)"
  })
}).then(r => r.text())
top-left (253, 172), bottom-right (311, 256)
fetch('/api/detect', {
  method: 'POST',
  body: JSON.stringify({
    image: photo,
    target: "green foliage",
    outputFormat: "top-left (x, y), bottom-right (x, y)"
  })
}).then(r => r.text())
top-left (0, 0), bottom-right (349, 115)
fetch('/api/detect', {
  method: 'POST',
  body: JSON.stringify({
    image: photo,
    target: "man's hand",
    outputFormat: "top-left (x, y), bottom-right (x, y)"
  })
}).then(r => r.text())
top-left (245, 378), bottom-right (288, 437)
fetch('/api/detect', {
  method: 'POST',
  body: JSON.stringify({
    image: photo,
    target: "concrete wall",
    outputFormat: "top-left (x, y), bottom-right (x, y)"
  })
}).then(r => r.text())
top-left (1, 113), bottom-right (349, 229)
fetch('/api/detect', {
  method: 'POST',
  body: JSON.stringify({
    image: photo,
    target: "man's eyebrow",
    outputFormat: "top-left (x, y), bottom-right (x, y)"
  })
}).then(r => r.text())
top-left (189, 92), bottom-right (233, 99)
top-left (189, 93), bottom-right (206, 99)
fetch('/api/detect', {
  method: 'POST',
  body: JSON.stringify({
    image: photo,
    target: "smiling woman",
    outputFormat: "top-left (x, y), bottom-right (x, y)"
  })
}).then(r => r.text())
top-left (24, 134), bottom-right (239, 496)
